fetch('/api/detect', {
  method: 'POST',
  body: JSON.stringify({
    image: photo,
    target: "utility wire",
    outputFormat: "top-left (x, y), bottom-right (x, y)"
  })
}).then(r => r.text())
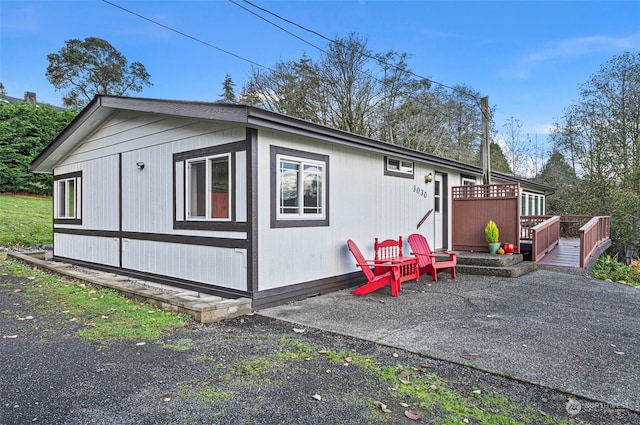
top-left (238, 0), bottom-right (482, 103)
top-left (103, 0), bottom-right (486, 130)
top-left (229, 0), bottom-right (326, 54)
top-left (101, 0), bottom-right (272, 72)
top-left (228, 0), bottom-right (472, 124)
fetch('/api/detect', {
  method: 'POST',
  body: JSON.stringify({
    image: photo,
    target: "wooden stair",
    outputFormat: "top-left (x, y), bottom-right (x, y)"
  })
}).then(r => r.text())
top-left (452, 251), bottom-right (537, 277)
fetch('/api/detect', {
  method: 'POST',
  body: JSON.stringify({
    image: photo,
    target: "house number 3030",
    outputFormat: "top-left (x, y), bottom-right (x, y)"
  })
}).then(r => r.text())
top-left (413, 185), bottom-right (428, 198)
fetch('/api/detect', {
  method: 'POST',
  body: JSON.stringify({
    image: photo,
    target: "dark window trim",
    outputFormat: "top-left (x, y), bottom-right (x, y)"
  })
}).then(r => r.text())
top-left (172, 140), bottom-right (246, 231)
top-left (270, 145), bottom-right (330, 228)
top-left (383, 156), bottom-right (414, 179)
top-left (53, 170), bottom-right (82, 225)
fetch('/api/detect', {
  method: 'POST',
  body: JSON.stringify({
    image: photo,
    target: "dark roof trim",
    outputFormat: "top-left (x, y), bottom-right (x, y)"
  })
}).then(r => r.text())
top-left (30, 96), bottom-right (102, 172)
top-left (31, 95), bottom-right (555, 193)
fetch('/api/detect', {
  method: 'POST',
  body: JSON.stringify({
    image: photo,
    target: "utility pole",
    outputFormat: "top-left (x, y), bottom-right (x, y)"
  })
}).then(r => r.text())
top-left (481, 96), bottom-right (491, 185)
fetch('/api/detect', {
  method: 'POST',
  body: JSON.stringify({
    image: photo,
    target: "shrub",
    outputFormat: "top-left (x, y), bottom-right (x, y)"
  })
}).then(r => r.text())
top-left (484, 220), bottom-right (499, 243)
top-left (592, 254), bottom-right (640, 286)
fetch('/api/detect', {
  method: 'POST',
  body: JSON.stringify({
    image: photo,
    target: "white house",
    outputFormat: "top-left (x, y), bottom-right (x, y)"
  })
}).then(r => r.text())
top-left (31, 96), bottom-right (550, 308)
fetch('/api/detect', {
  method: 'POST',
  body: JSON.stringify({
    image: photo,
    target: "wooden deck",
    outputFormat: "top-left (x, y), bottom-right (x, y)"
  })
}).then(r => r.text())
top-left (536, 238), bottom-right (581, 267)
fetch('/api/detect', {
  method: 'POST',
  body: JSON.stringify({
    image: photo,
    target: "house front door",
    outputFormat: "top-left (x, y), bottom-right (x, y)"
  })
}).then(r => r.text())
top-left (433, 173), bottom-right (447, 250)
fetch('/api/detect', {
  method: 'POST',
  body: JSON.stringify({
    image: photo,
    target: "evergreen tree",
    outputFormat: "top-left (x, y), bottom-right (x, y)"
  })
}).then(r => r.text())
top-left (0, 102), bottom-right (76, 194)
top-left (218, 74), bottom-right (237, 103)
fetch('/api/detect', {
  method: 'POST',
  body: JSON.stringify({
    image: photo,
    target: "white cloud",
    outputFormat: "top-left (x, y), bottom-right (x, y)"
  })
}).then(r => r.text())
top-left (524, 33), bottom-right (640, 63)
top-left (418, 28), bottom-right (463, 39)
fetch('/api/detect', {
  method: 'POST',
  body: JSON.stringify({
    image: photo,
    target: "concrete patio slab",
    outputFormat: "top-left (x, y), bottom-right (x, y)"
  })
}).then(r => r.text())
top-left (261, 269), bottom-right (640, 413)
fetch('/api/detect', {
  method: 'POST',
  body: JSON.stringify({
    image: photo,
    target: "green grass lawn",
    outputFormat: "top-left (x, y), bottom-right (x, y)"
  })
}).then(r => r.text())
top-left (0, 193), bottom-right (53, 246)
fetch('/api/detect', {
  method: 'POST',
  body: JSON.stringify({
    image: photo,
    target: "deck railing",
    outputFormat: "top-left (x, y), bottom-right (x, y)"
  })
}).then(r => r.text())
top-left (579, 216), bottom-right (611, 268)
top-left (530, 216), bottom-right (561, 262)
top-left (521, 215), bottom-right (611, 267)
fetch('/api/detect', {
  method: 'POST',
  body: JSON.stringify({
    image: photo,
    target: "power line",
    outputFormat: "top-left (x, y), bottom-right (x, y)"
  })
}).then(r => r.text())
top-left (228, 0), bottom-right (326, 54)
top-left (101, 0), bottom-right (272, 72)
top-left (103, 0), bottom-right (487, 129)
top-left (228, 0), bottom-right (476, 123)
top-left (237, 0), bottom-right (482, 103)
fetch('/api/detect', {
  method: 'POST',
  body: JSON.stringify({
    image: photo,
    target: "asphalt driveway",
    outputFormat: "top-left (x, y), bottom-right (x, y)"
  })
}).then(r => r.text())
top-left (261, 267), bottom-right (640, 413)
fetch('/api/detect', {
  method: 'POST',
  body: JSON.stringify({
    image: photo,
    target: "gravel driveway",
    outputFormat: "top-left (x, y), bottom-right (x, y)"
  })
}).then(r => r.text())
top-left (1, 271), bottom-right (637, 424)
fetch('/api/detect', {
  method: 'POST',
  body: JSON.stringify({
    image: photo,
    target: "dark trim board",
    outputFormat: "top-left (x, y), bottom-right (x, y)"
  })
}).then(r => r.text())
top-left (53, 228), bottom-right (248, 249)
top-left (53, 255), bottom-right (363, 310)
top-left (52, 256), bottom-right (250, 300)
top-left (252, 272), bottom-right (363, 310)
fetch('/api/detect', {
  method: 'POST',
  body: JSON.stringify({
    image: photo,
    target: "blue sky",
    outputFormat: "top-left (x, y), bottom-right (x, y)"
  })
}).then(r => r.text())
top-left (1, 0), bottom-right (639, 152)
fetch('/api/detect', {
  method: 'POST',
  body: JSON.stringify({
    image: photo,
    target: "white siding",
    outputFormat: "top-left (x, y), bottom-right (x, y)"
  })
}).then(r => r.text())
top-left (54, 155), bottom-right (120, 230)
top-left (255, 129), bottom-right (461, 291)
top-left (52, 111), bottom-right (249, 291)
top-left (122, 240), bottom-right (247, 291)
top-left (54, 233), bottom-right (120, 267)
top-left (235, 150), bottom-right (248, 222)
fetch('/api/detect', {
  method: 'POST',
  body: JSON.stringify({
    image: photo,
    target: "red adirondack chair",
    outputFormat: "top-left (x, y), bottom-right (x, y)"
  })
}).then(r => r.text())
top-left (347, 239), bottom-right (401, 297)
top-left (373, 236), bottom-right (403, 275)
top-left (374, 236), bottom-right (419, 290)
top-left (407, 233), bottom-right (457, 282)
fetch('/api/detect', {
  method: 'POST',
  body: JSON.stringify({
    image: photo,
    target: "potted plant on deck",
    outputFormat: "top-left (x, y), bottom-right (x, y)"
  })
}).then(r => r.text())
top-left (485, 220), bottom-right (501, 254)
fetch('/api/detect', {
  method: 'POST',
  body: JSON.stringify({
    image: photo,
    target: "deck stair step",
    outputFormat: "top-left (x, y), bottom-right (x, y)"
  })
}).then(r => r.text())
top-left (452, 251), bottom-right (537, 277)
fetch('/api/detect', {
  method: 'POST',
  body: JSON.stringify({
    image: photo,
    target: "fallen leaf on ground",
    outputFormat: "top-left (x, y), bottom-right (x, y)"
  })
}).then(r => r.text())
top-left (293, 328), bottom-right (305, 333)
top-left (460, 353), bottom-right (481, 360)
top-left (345, 356), bottom-right (352, 363)
top-left (404, 410), bottom-right (421, 420)
top-left (399, 402), bottom-right (410, 408)
top-left (419, 362), bottom-right (431, 368)
top-left (430, 384), bottom-right (438, 390)
top-left (373, 401), bottom-right (392, 413)
top-left (575, 353), bottom-right (584, 358)
top-left (318, 350), bottom-right (328, 355)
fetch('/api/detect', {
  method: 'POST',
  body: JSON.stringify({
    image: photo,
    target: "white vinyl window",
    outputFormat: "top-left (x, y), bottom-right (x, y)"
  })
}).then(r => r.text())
top-left (186, 154), bottom-right (230, 220)
top-left (277, 155), bottom-right (325, 219)
top-left (54, 176), bottom-right (81, 220)
top-left (386, 157), bottom-right (414, 175)
top-left (521, 191), bottom-right (546, 215)
top-left (461, 177), bottom-right (476, 186)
